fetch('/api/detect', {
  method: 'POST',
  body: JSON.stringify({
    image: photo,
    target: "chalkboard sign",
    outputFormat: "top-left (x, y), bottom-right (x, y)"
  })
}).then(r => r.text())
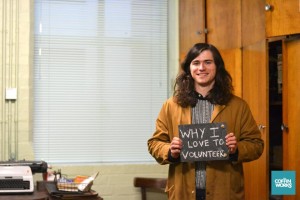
top-left (179, 122), bottom-right (229, 162)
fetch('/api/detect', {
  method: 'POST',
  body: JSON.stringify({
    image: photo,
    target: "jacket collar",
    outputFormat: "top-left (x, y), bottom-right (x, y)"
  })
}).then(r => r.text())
top-left (210, 104), bottom-right (226, 122)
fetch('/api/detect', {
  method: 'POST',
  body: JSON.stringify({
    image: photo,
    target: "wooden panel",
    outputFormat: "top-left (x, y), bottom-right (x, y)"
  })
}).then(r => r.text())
top-left (282, 38), bottom-right (300, 200)
top-left (241, 0), bottom-right (265, 46)
top-left (206, 0), bottom-right (242, 98)
top-left (242, 41), bottom-right (268, 200)
top-left (179, 0), bottom-right (205, 63)
top-left (206, 0), bottom-right (241, 49)
top-left (266, 0), bottom-right (300, 37)
top-left (219, 48), bottom-right (242, 97)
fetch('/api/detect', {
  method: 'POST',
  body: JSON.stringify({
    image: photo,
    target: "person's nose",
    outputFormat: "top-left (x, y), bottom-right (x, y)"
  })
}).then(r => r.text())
top-left (198, 62), bottom-right (205, 70)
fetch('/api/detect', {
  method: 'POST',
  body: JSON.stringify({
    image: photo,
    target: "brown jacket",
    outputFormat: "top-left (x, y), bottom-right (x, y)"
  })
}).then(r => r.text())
top-left (148, 96), bottom-right (264, 200)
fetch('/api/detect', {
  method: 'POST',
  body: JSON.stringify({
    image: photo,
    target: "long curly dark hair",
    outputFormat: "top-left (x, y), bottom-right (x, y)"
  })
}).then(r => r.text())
top-left (174, 43), bottom-right (233, 107)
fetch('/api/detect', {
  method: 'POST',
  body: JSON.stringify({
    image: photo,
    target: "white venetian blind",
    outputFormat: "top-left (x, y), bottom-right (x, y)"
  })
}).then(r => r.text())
top-left (33, 0), bottom-right (168, 163)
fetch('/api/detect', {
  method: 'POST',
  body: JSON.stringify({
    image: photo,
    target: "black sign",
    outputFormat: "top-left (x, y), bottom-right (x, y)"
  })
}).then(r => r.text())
top-left (179, 122), bottom-right (229, 162)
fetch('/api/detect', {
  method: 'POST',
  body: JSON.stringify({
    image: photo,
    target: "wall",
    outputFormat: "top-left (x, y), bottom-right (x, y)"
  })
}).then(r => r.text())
top-left (0, 0), bottom-right (35, 160)
top-left (0, 0), bottom-right (179, 199)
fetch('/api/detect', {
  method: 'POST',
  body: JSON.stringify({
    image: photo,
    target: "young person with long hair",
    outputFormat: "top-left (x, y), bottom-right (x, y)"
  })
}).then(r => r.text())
top-left (148, 43), bottom-right (264, 200)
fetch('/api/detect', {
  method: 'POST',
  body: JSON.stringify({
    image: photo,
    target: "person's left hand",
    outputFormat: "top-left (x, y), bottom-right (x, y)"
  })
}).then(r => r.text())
top-left (225, 132), bottom-right (237, 154)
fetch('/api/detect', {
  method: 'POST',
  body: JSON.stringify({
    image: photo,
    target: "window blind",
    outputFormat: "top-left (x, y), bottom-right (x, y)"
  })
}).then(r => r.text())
top-left (33, 0), bottom-right (168, 163)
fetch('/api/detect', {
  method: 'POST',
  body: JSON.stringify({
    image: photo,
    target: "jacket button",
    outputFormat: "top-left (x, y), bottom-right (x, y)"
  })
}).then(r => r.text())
top-left (192, 190), bottom-right (194, 194)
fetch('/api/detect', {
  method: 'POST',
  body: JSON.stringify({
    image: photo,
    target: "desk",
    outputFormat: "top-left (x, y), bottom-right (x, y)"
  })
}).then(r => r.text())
top-left (0, 181), bottom-right (103, 200)
top-left (0, 190), bottom-right (48, 200)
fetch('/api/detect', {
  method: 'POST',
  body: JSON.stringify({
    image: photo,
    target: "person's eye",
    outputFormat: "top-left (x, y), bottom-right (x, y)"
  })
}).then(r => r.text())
top-left (205, 60), bottom-right (212, 65)
top-left (192, 61), bottom-right (200, 66)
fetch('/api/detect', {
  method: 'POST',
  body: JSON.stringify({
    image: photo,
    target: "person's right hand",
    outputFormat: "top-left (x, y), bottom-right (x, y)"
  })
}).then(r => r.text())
top-left (170, 137), bottom-right (182, 158)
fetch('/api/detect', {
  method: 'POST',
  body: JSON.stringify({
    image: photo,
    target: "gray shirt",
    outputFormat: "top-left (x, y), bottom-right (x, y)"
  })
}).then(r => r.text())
top-left (192, 98), bottom-right (214, 189)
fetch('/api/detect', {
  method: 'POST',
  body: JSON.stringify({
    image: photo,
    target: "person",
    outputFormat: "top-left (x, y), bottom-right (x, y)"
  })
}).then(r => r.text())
top-left (147, 43), bottom-right (264, 200)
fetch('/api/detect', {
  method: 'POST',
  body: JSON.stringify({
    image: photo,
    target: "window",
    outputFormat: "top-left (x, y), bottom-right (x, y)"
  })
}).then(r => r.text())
top-left (33, 0), bottom-right (169, 163)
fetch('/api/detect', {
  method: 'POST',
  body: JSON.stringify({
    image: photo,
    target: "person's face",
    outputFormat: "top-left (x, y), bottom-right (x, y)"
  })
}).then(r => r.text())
top-left (190, 50), bottom-right (217, 90)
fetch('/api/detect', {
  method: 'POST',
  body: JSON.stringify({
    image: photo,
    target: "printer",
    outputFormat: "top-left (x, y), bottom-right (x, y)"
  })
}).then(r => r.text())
top-left (0, 160), bottom-right (48, 193)
top-left (0, 166), bottom-right (34, 193)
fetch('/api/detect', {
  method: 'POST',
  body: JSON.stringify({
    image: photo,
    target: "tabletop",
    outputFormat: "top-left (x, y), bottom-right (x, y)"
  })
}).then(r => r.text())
top-left (0, 181), bottom-right (103, 200)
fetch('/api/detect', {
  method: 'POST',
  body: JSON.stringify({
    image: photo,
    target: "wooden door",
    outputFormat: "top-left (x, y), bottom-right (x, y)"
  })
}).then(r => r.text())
top-left (206, 0), bottom-right (242, 97)
top-left (218, 49), bottom-right (242, 97)
top-left (266, 0), bottom-right (300, 37)
top-left (242, 41), bottom-right (268, 200)
top-left (241, 1), bottom-right (269, 198)
top-left (178, 0), bottom-right (243, 97)
top-left (179, 0), bottom-right (205, 63)
top-left (282, 38), bottom-right (300, 200)
top-left (206, 0), bottom-right (241, 49)
top-left (241, 0), bottom-right (265, 46)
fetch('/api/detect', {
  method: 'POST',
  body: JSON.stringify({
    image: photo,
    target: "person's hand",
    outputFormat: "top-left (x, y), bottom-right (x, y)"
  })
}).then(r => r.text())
top-left (170, 137), bottom-right (182, 158)
top-left (225, 132), bottom-right (237, 154)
